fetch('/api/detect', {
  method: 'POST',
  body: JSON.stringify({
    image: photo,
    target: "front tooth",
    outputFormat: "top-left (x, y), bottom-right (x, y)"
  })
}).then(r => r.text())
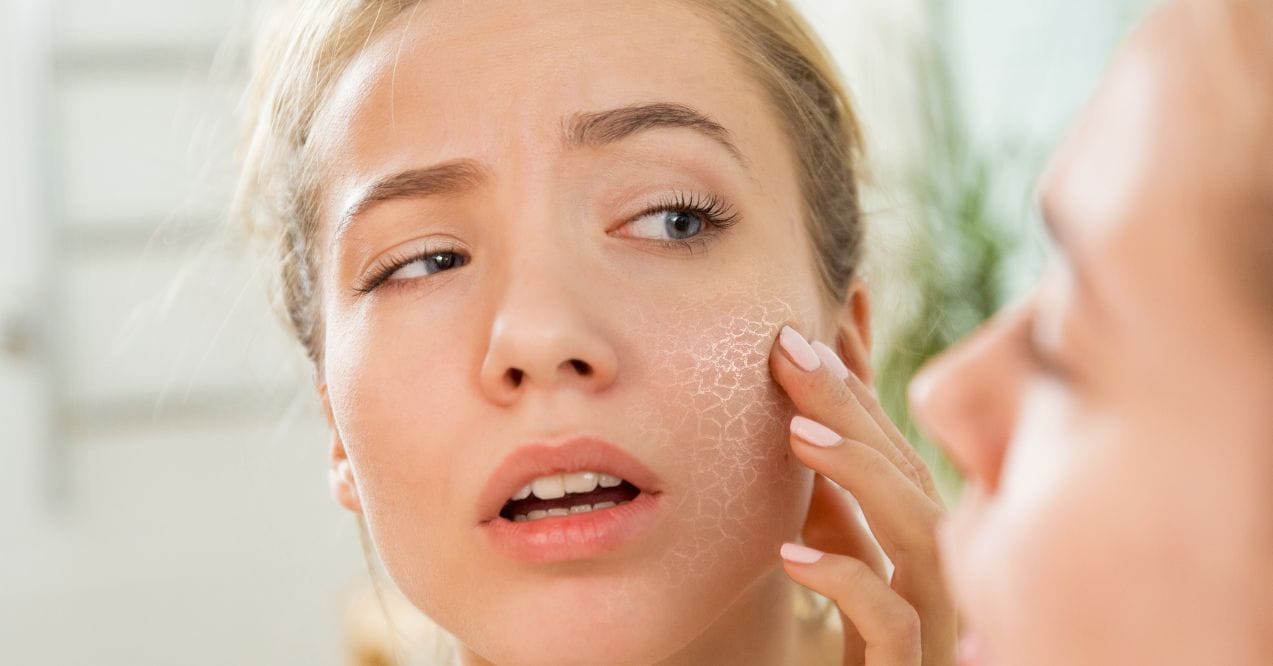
top-left (546, 508), bottom-right (569, 517)
top-left (592, 501), bottom-right (617, 510)
top-left (597, 474), bottom-right (622, 488)
top-left (531, 475), bottom-right (566, 499)
top-left (569, 503), bottom-right (594, 514)
top-left (563, 471), bottom-right (599, 494)
top-left (527, 509), bottom-right (548, 520)
top-left (512, 484), bottom-right (532, 501)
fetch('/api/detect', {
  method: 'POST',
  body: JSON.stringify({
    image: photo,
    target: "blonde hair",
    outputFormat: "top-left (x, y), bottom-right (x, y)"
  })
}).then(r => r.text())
top-left (234, 0), bottom-right (865, 368)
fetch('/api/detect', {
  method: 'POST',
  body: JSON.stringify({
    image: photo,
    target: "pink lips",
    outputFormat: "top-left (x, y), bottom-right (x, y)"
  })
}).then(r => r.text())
top-left (476, 435), bottom-right (666, 563)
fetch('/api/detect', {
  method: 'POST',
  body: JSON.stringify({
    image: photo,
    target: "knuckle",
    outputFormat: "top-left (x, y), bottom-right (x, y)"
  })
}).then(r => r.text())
top-left (855, 446), bottom-right (892, 480)
top-left (837, 556), bottom-right (873, 585)
top-left (887, 604), bottom-right (922, 645)
top-left (826, 382), bottom-right (860, 412)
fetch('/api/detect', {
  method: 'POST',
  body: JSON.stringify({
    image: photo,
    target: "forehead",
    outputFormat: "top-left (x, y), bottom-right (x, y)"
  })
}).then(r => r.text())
top-left (1039, 2), bottom-right (1259, 270)
top-left (308, 0), bottom-right (791, 188)
top-left (1036, 0), bottom-right (1273, 359)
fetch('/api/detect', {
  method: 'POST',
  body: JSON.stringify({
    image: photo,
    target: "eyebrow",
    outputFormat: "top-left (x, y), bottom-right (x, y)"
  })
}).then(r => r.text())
top-left (338, 160), bottom-right (487, 235)
top-left (333, 102), bottom-right (748, 245)
top-left (564, 102), bottom-right (749, 168)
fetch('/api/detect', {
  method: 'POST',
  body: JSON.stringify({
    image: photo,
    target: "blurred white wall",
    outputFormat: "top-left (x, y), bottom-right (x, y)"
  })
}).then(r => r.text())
top-left (1, 1), bottom-right (365, 664)
top-left (0, 0), bottom-right (1149, 664)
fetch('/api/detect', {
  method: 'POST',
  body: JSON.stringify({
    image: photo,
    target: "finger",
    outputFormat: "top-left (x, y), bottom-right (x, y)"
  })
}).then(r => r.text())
top-left (831, 361), bottom-right (943, 506)
top-left (788, 416), bottom-right (941, 559)
top-left (790, 417), bottom-right (957, 665)
top-left (803, 474), bottom-right (888, 577)
top-left (781, 543), bottom-right (921, 666)
top-left (771, 325), bottom-right (927, 492)
top-left (803, 475), bottom-right (880, 665)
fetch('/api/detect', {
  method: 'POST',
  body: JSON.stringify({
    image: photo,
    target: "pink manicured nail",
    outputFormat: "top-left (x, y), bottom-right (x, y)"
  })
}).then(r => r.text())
top-left (810, 340), bottom-right (850, 380)
top-left (780, 542), bottom-right (824, 564)
top-left (790, 415), bottom-right (842, 447)
top-left (779, 325), bottom-right (821, 372)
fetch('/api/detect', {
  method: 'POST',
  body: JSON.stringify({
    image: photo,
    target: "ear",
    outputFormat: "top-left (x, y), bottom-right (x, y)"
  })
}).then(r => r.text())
top-left (320, 383), bottom-right (363, 514)
top-left (833, 277), bottom-right (873, 385)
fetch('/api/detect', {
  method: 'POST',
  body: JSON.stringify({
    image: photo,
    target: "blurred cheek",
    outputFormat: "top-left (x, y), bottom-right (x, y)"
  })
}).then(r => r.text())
top-left (943, 383), bottom-right (1090, 663)
top-left (944, 381), bottom-right (1200, 665)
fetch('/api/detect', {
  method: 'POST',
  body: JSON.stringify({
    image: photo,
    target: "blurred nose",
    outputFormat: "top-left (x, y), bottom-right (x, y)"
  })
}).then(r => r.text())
top-left (908, 301), bottom-right (1034, 493)
top-left (478, 258), bottom-right (619, 407)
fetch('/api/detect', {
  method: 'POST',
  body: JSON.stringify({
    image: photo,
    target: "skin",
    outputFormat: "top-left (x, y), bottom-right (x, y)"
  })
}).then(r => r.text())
top-left (304, 1), bottom-right (953, 664)
top-left (910, 2), bottom-right (1273, 664)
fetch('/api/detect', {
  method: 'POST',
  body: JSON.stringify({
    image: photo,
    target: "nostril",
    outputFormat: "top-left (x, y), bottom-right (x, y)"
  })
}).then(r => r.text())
top-left (569, 359), bottom-right (591, 375)
top-left (507, 368), bottom-right (524, 387)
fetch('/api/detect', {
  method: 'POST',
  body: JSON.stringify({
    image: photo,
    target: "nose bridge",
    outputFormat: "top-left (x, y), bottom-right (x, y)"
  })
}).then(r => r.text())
top-left (478, 192), bottom-right (618, 405)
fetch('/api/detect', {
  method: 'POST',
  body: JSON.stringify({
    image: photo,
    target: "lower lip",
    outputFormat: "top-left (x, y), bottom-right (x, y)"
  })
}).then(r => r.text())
top-left (479, 491), bottom-right (664, 564)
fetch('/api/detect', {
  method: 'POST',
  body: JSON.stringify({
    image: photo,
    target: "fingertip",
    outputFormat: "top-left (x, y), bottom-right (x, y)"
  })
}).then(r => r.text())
top-left (780, 541), bottom-right (825, 564)
top-left (810, 340), bottom-right (850, 381)
top-left (790, 415), bottom-right (844, 448)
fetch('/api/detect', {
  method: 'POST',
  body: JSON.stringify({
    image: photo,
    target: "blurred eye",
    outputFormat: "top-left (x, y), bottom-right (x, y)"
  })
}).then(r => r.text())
top-left (1023, 296), bottom-right (1075, 382)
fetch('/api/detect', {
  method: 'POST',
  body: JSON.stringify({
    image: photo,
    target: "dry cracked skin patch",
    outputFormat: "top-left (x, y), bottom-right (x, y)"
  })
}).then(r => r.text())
top-left (620, 270), bottom-right (828, 597)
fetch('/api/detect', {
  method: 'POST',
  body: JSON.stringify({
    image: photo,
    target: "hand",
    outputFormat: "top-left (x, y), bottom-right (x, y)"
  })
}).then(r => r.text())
top-left (769, 324), bottom-right (956, 666)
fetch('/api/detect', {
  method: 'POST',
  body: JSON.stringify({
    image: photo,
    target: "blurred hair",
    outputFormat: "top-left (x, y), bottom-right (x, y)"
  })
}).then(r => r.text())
top-left (1180, 0), bottom-right (1273, 327)
top-left (233, 0), bottom-right (865, 371)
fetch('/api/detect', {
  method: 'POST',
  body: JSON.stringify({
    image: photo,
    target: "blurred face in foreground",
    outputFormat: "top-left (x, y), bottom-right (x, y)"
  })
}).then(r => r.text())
top-left (912, 2), bottom-right (1273, 664)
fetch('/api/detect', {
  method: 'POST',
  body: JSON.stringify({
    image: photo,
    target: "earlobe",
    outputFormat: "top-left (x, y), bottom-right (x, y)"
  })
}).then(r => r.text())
top-left (320, 383), bottom-right (363, 514)
top-left (834, 278), bottom-right (874, 384)
top-left (329, 441), bottom-right (363, 514)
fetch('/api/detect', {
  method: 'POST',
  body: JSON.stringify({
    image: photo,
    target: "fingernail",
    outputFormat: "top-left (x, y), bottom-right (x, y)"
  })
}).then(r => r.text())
top-left (810, 340), bottom-right (849, 381)
top-left (779, 325), bottom-right (821, 372)
top-left (780, 542), bottom-right (825, 564)
top-left (790, 415), bottom-right (842, 447)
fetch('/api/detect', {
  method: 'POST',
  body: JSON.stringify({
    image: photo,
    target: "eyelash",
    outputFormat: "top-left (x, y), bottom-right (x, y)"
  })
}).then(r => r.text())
top-left (351, 190), bottom-right (741, 294)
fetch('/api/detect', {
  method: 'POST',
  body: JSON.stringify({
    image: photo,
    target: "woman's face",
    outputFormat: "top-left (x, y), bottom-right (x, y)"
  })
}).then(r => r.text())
top-left (309, 1), bottom-right (840, 663)
top-left (912, 4), bottom-right (1273, 665)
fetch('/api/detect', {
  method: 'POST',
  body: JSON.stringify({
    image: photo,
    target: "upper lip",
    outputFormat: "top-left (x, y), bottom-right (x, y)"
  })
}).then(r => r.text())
top-left (476, 435), bottom-right (664, 524)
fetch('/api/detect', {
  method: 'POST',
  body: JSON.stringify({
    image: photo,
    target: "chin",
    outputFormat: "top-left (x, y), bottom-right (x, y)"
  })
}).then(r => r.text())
top-left (454, 584), bottom-right (708, 666)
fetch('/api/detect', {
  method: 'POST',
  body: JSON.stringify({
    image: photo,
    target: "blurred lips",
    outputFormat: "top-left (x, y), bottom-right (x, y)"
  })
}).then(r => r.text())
top-left (475, 435), bottom-right (666, 563)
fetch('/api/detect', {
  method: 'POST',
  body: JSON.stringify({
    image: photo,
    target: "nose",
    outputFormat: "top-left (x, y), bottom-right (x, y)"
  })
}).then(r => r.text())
top-left (478, 268), bottom-right (619, 407)
top-left (908, 301), bottom-right (1034, 493)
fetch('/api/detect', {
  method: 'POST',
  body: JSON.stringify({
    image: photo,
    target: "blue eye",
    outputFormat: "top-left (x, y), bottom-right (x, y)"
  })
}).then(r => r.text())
top-left (629, 209), bottom-right (705, 241)
top-left (621, 191), bottom-right (741, 252)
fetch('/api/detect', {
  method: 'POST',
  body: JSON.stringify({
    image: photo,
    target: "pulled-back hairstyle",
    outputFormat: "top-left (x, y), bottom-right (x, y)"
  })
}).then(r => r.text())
top-left (234, 0), bottom-right (865, 368)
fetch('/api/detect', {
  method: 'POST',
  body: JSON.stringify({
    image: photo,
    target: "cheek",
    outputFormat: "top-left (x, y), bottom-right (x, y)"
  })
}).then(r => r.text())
top-left (322, 306), bottom-right (470, 599)
top-left (624, 272), bottom-right (822, 588)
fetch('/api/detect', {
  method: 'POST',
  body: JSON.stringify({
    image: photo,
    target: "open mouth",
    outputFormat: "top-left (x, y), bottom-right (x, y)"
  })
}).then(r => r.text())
top-left (498, 471), bottom-right (642, 522)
